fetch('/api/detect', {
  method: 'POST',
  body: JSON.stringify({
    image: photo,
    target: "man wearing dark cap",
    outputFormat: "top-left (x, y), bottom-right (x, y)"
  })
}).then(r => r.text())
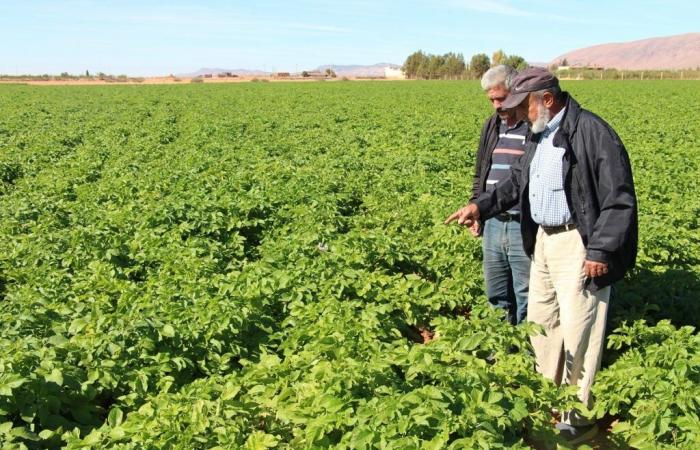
top-left (445, 67), bottom-right (637, 444)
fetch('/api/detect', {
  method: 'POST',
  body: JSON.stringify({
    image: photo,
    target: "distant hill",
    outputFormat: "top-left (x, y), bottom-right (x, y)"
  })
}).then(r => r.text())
top-left (551, 33), bottom-right (700, 70)
top-left (315, 63), bottom-right (400, 77)
top-left (178, 63), bottom-right (401, 78)
top-left (178, 67), bottom-right (269, 77)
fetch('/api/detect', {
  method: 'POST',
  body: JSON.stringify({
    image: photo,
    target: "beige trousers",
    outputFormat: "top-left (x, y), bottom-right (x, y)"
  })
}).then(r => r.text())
top-left (528, 227), bottom-right (610, 426)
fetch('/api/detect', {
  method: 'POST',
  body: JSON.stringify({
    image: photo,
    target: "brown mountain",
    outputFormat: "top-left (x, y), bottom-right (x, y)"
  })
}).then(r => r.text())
top-left (551, 33), bottom-right (700, 70)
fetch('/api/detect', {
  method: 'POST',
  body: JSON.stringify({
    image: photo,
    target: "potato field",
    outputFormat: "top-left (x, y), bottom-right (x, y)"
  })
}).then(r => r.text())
top-left (0, 80), bottom-right (698, 449)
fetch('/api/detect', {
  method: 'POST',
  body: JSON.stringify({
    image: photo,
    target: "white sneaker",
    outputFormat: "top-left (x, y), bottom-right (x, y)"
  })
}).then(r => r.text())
top-left (555, 422), bottom-right (599, 445)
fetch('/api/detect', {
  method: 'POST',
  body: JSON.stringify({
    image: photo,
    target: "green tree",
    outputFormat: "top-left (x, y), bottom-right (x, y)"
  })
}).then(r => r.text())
top-left (503, 54), bottom-right (528, 70)
top-left (403, 50), bottom-right (469, 80)
top-left (443, 52), bottom-right (467, 79)
top-left (470, 53), bottom-right (491, 79)
top-left (492, 49), bottom-right (506, 66)
top-left (416, 59), bottom-right (429, 79)
top-left (427, 54), bottom-right (445, 79)
top-left (402, 50), bottom-right (428, 79)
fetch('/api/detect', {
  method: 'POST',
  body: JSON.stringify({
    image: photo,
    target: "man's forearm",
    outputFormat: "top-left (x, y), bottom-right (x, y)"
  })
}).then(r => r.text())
top-left (473, 178), bottom-right (519, 220)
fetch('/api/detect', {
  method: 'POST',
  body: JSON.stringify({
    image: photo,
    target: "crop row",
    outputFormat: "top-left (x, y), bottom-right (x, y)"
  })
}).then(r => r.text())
top-left (0, 81), bottom-right (697, 449)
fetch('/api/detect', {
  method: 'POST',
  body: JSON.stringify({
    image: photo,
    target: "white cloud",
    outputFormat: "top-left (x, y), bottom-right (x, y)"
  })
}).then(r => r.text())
top-left (445, 0), bottom-right (533, 17)
top-left (109, 14), bottom-right (353, 34)
top-left (444, 0), bottom-right (631, 25)
top-left (31, 3), bottom-right (354, 35)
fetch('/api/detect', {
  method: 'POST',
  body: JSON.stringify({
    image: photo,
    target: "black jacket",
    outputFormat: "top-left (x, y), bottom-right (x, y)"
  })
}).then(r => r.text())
top-left (474, 93), bottom-right (638, 292)
top-left (470, 113), bottom-right (501, 202)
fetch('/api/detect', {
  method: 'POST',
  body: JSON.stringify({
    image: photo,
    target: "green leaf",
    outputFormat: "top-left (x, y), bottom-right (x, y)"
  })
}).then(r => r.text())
top-left (11, 426), bottom-right (39, 441)
top-left (45, 368), bottom-right (64, 386)
top-left (48, 334), bottom-right (69, 346)
top-left (352, 428), bottom-right (375, 448)
top-left (108, 407), bottom-right (124, 427)
top-left (0, 376), bottom-right (27, 396)
top-left (487, 391), bottom-right (503, 404)
top-left (319, 395), bottom-right (344, 413)
top-left (109, 427), bottom-right (126, 441)
top-left (509, 399), bottom-right (529, 421)
top-left (244, 431), bottom-right (279, 450)
top-left (220, 384), bottom-right (241, 401)
top-left (69, 318), bottom-right (88, 334)
top-left (628, 432), bottom-right (655, 450)
top-left (161, 324), bottom-right (175, 338)
top-left (38, 429), bottom-right (55, 440)
top-left (82, 429), bottom-right (103, 445)
top-left (0, 422), bottom-right (13, 434)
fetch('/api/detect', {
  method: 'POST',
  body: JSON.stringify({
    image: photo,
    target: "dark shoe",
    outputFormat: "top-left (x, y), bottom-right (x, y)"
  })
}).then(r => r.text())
top-left (555, 422), bottom-right (598, 444)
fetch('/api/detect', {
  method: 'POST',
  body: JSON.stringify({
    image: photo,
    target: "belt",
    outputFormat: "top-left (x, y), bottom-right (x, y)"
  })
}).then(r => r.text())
top-left (541, 223), bottom-right (577, 234)
top-left (495, 213), bottom-right (520, 222)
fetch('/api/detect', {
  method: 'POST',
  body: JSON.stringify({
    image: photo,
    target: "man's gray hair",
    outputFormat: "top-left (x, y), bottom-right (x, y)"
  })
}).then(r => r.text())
top-left (480, 65), bottom-right (518, 91)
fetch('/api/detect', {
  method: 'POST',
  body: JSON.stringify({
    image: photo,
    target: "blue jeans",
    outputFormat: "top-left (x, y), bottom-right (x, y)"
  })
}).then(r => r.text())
top-left (482, 218), bottom-right (531, 324)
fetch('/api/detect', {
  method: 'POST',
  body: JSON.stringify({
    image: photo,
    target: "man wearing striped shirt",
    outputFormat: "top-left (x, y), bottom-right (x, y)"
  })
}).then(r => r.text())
top-left (467, 65), bottom-right (530, 325)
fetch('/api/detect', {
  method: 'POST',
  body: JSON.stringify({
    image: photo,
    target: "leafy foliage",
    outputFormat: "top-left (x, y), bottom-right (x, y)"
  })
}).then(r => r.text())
top-left (0, 80), bottom-right (697, 448)
top-left (592, 321), bottom-right (699, 448)
top-left (402, 51), bottom-right (467, 80)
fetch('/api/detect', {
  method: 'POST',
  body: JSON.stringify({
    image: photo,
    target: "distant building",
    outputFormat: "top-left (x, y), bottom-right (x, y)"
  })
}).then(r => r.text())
top-left (384, 66), bottom-right (405, 79)
top-left (273, 72), bottom-right (291, 78)
top-left (558, 64), bottom-right (603, 71)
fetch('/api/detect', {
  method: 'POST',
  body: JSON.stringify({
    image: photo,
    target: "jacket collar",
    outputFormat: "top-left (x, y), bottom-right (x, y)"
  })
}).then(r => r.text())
top-left (552, 92), bottom-right (582, 149)
top-left (558, 93), bottom-right (582, 135)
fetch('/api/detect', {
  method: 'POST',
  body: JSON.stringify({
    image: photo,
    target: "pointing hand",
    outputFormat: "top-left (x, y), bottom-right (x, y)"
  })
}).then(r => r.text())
top-left (444, 203), bottom-right (480, 228)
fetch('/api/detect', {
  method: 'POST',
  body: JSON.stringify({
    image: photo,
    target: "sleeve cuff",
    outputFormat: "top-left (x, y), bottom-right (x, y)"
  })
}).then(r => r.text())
top-left (586, 249), bottom-right (611, 263)
top-left (473, 197), bottom-right (491, 221)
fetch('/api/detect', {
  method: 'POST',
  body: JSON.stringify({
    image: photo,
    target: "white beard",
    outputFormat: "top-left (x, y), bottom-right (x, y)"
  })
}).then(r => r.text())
top-left (530, 101), bottom-right (551, 134)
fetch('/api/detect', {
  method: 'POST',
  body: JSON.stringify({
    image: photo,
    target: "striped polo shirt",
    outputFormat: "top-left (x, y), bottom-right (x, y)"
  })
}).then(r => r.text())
top-left (485, 120), bottom-right (528, 213)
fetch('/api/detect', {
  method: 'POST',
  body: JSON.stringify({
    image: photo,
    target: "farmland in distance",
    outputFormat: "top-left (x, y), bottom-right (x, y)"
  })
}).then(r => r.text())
top-left (0, 81), bottom-right (698, 448)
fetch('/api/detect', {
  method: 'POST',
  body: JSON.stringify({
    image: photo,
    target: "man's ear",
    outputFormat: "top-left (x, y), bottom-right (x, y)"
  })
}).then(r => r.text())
top-left (542, 91), bottom-right (555, 108)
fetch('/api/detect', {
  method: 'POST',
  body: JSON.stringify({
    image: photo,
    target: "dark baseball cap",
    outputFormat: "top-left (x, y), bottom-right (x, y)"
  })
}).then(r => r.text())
top-left (501, 67), bottom-right (560, 109)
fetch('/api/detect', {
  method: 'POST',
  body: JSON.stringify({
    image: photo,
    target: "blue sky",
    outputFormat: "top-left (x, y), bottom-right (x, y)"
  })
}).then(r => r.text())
top-left (1, 0), bottom-right (698, 76)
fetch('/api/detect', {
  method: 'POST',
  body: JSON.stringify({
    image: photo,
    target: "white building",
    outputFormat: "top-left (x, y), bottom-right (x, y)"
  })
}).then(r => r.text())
top-left (384, 66), bottom-right (405, 79)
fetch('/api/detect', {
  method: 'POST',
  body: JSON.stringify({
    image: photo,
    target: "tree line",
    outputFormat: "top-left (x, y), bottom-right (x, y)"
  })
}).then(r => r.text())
top-left (402, 49), bottom-right (528, 80)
